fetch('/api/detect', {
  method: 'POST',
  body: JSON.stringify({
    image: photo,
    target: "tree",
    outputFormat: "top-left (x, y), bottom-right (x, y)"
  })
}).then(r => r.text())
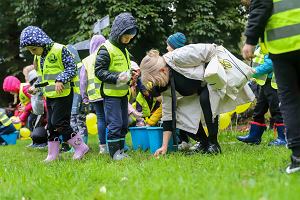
top-left (0, 0), bottom-right (247, 106)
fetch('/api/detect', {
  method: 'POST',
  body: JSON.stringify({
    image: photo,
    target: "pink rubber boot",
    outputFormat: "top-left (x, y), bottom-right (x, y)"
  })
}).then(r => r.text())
top-left (44, 141), bottom-right (60, 163)
top-left (67, 133), bottom-right (89, 160)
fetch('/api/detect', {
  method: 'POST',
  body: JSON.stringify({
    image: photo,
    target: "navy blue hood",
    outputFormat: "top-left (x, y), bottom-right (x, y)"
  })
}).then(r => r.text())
top-left (109, 12), bottom-right (138, 44)
top-left (20, 26), bottom-right (53, 48)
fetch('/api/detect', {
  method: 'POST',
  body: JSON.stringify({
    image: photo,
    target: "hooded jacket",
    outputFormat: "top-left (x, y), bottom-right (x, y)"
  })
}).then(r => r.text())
top-left (94, 13), bottom-right (137, 95)
top-left (20, 26), bottom-right (77, 84)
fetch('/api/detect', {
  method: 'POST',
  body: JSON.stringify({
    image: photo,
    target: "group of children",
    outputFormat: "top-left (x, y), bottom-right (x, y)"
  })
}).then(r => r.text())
top-left (0, 12), bottom-right (287, 162)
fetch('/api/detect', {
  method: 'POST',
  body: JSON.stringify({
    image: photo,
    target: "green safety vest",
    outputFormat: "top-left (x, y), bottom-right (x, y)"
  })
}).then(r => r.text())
top-left (36, 43), bottom-right (74, 98)
top-left (72, 62), bottom-right (82, 95)
top-left (264, 0), bottom-right (300, 54)
top-left (19, 83), bottom-right (30, 106)
top-left (0, 111), bottom-right (12, 126)
top-left (82, 52), bottom-right (102, 101)
top-left (135, 92), bottom-right (157, 117)
top-left (102, 40), bottom-right (131, 97)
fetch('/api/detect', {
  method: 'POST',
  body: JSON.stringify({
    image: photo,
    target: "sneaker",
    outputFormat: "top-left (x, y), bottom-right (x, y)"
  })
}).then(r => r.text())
top-left (206, 142), bottom-right (222, 155)
top-left (189, 142), bottom-right (200, 151)
top-left (99, 144), bottom-right (108, 154)
top-left (60, 142), bottom-right (71, 152)
top-left (178, 141), bottom-right (192, 151)
top-left (286, 155), bottom-right (300, 174)
top-left (35, 143), bottom-right (48, 149)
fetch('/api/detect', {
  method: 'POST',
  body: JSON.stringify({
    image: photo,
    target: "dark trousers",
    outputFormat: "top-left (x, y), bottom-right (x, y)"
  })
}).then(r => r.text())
top-left (270, 50), bottom-right (300, 150)
top-left (104, 96), bottom-right (128, 141)
top-left (180, 86), bottom-right (219, 144)
top-left (253, 78), bottom-right (283, 124)
top-left (0, 124), bottom-right (16, 135)
top-left (93, 101), bottom-right (106, 145)
top-left (46, 93), bottom-right (74, 141)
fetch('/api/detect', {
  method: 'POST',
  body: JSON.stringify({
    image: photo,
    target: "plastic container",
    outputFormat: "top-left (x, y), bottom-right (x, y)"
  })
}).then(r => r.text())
top-left (1, 131), bottom-right (19, 145)
top-left (147, 127), bottom-right (175, 154)
top-left (129, 127), bottom-right (149, 151)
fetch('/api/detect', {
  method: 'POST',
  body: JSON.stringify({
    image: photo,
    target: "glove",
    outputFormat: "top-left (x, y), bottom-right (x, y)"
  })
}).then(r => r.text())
top-left (116, 70), bottom-right (131, 87)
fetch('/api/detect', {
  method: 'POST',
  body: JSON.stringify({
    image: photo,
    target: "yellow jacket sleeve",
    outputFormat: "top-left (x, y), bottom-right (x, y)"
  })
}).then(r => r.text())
top-left (145, 104), bottom-right (162, 126)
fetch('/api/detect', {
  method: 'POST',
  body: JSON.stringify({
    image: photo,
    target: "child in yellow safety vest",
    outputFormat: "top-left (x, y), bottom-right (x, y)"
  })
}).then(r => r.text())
top-left (20, 26), bottom-right (89, 162)
top-left (95, 13), bottom-right (138, 160)
top-left (237, 46), bottom-right (286, 146)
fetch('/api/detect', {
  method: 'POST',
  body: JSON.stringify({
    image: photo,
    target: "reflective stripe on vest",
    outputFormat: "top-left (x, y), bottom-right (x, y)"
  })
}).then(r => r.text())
top-left (19, 83), bottom-right (30, 106)
top-left (0, 112), bottom-right (12, 126)
top-left (83, 52), bottom-right (102, 101)
top-left (36, 43), bottom-right (71, 98)
top-left (252, 48), bottom-right (268, 86)
top-left (264, 0), bottom-right (300, 54)
top-left (271, 74), bottom-right (278, 89)
top-left (72, 62), bottom-right (82, 94)
top-left (102, 40), bottom-right (130, 97)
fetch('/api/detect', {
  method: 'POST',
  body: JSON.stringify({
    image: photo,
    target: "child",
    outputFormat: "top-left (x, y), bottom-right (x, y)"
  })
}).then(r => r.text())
top-left (20, 26), bottom-right (89, 162)
top-left (95, 12), bottom-right (138, 160)
top-left (0, 109), bottom-right (17, 145)
top-left (237, 46), bottom-right (286, 146)
top-left (2, 76), bottom-right (33, 126)
top-left (80, 35), bottom-right (107, 153)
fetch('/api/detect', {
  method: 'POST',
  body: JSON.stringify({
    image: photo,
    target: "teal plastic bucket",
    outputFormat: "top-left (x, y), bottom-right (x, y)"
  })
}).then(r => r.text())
top-left (129, 127), bottom-right (149, 151)
top-left (147, 127), bottom-right (175, 154)
top-left (1, 131), bottom-right (19, 145)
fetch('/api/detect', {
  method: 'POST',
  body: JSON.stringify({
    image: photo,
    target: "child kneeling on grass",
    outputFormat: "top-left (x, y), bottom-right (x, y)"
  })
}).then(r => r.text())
top-left (20, 26), bottom-right (89, 162)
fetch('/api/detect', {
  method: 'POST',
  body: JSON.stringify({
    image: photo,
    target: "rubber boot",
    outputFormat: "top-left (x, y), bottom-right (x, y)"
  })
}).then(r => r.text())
top-left (67, 133), bottom-right (89, 160)
top-left (108, 140), bottom-right (127, 160)
top-left (237, 122), bottom-right (266, 144)
top-left (120, 139), bottom-right (129, 157)
top-left (268, 123), bottom-right (287, 146)
top-left (44, 140), bottom-right (60, 162)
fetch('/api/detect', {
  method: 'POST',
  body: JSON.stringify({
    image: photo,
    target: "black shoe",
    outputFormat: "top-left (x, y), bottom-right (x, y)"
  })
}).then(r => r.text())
top-left (185, 142), bottom-right (208, 155)
top-left (60, 142), bottom-right (71, 152)
top-left (206, 143), bottom-right (222, 155)
top-left (286, 155), bottom-right (300, 174)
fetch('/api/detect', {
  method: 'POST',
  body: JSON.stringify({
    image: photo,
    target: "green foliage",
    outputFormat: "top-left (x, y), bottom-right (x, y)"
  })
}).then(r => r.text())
top-left (0, 0), bottom-right (247, 105)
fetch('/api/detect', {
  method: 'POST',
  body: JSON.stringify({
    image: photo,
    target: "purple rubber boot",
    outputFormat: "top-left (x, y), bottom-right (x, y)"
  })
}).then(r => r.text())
top-left (44, 141), bottom-right (60, 163)
top-left (67, 133), bottom-right (89, 160)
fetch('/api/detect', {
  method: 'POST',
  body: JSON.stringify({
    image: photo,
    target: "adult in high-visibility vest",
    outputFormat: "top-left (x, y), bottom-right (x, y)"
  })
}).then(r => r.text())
top-left (242, 0), bottom-right (300, 174)
top-left (20, 26), bottom-right (89, 162)
top-left (79, 35), bottom-right (107, 154)
top-left (95, 13), bottom-right (138, 160)
top-left (237, 46), bottom-right (286, 146)
top-left (0, 109), bottom-right (16, 145)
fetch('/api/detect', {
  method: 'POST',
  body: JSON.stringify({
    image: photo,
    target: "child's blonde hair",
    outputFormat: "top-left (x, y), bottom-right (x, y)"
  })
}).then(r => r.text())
top-left (140, 49), bottom-right (167, 88)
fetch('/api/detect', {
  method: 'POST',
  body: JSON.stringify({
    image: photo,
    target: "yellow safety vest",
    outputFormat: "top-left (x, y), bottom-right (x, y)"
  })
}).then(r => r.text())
top-left (135, 92), bottom-right (157, 117)
top-left (72, 62), bottom-right (82, 95)
top-left (264, 0), bottom-right (300, 54)
top-left (0, 111), bottom-right (12, 126)
top-left (36, 43), bottom-right (73, 98)
top-left (82, 52), bottom-right (102, 101)
top-left (102, 40), bottom-right (131, 97)
top-left (19, 83), bottom-right (30, 106)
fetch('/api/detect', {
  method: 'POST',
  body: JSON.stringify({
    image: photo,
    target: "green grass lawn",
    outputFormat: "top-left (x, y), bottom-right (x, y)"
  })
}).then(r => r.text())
top-left (0, 130), bottom-right (299, 200)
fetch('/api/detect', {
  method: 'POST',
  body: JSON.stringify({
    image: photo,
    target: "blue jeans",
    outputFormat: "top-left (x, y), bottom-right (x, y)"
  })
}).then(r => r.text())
top-left (104, 96), bottom-right (128, 141)
top-left (93, 101), bottom-right (106, 145)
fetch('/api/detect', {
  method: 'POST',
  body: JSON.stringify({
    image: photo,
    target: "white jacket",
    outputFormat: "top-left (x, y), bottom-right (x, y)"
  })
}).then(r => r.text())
top-left (161, 43), bottom-right (255, 134)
